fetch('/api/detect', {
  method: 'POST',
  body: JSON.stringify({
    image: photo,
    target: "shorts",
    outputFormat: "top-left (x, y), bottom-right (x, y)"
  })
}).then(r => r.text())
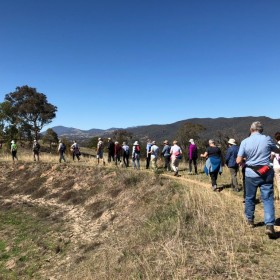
top-left (97, 151), bottom-right (103, 159)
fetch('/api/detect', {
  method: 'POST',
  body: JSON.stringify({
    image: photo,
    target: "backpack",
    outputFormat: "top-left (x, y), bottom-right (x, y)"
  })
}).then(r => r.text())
top-left (33, 143), bottom-right (40, 152)
top-left (60, 143), bottom-right (66, 152)
top-left (135, 145), bottom-right (140, 154)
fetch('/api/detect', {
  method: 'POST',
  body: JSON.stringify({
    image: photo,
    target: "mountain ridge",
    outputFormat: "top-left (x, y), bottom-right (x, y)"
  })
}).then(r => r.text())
top-left (49, 116), bottom-right (280, 143)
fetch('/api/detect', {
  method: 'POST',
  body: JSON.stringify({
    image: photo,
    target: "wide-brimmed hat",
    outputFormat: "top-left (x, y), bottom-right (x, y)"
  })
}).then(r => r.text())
top-left (228, 138), bottom-right (236, 145)
top-left (189, 139), bottom-right (194, 143)
top-left (152, 141), bottom-right (156, 145)
top-left (163, 140), bottom-right (169, 144)
top-left (115, 141), bottom-right (119, 144)
top-left (11, 140), bottom-right (15, 144)
top-left (108, 137), bottom-right (111, 140)
top-left (133, 141), bottom-right (139, 146)
top-left (98, 137), bottom-right (102, 141)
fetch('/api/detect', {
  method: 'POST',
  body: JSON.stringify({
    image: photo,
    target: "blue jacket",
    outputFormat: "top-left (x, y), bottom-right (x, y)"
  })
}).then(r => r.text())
top-left (225, 145), bottom-right (239, 168)
top-left (204, 157), bottom-right (223, 175)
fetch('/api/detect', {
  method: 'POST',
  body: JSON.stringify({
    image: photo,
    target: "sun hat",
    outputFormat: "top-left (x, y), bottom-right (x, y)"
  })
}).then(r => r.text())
top-left (98, 137), bottom-right (102, 140)
top-left (11, 140), bottom-right (15, 144)
top-left (189, 139), bottom-right (194, 143)
top-left (133, 141), bottom-right (139, 146)
top-left (152, 141), bottom-right (156, 144)
top-left (115, 141), bottom-right (119, 144)
top-left (108, 137), bottom-right (111, 140)
top-left (163, 140), bottom-right (169, 144)
top-left (228, 138), bottom-right (236, 145)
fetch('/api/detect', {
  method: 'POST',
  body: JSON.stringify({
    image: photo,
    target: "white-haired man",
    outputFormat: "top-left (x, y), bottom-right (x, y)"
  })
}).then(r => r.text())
top-left (237, 121), bottom-right (280, 238)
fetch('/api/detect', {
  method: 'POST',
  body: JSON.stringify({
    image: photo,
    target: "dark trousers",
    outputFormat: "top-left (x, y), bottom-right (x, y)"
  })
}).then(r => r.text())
top-left (189, 158), bottom-right (198, 174)
top-left (115, 154), bottom-right (121, 165)
top-left (164, 156), bottom-right (171, 171)
top-left (12, 151), bottom-right (18, 161)
top-left (210, 170), bottom-right (219, 187)
top-left (59, 152), bottom-right (66, 163)
top-left (72, 152), bottom-right (80, 161)
top-left (146, 154), bottom-right (151, 169)
top-left (229, 167), bottom-right (239, 189)
top-left (108, 152), bottom-right (114, 163)
top-left (123, 154), bottom-right (129, 167)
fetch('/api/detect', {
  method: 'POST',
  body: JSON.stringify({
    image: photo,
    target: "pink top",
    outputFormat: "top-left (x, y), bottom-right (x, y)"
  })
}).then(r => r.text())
top-left (170, 145), bottom-right (182, 160)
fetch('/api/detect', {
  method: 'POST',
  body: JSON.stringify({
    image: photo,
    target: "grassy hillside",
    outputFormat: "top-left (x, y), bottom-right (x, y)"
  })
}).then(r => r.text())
top-left (0, 157), bottom-right (280, 279)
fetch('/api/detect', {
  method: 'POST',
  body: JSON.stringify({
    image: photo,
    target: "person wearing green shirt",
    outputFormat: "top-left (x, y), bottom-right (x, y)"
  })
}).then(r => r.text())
top-left (11, 140), bottom-right (18, 162)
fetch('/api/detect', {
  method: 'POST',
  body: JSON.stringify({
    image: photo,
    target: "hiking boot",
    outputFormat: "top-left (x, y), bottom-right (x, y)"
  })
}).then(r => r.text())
top-left (247, 220), bottom-right (254, 228)
top-left (212, 185), bottom-right (217, 191)
top-left (265, 225), bottom-right (276, 239)
top-left (174, 171), bottom-right (178, 176)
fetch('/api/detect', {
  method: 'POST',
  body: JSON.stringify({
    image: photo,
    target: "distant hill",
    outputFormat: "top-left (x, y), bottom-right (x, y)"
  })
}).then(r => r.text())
top-left (49, 117), bottom-right (280, 144)
top-left (50, 126), bottom-right (105, 140)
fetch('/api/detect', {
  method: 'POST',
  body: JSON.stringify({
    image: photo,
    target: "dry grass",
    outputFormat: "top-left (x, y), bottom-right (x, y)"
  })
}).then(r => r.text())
top-left (1, 153), bottom-right (280, 279)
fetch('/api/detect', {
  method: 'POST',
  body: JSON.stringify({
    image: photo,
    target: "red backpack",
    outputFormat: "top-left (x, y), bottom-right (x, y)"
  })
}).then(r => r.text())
top-left (135, 145), bottom-right (140, 154)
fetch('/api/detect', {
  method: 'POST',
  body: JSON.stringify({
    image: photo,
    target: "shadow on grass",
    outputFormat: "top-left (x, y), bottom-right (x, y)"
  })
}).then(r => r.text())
top-left (275, 218), bottom-right (280, 226)
top-left (255, 219), bottom-right (280, 240)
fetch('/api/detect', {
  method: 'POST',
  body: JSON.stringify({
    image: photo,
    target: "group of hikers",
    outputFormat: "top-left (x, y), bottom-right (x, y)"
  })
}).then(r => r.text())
top-left (10, 139), bottom-right (41, 162)
top-left (95, 138), bottom-right (184, 176)
top-left (5, 121), bottom-right (280, 238)
top-left (201, 121), bottom-right (280, 239)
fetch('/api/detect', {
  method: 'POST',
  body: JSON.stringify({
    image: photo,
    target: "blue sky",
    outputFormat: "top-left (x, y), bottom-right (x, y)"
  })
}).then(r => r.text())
top-left (0, 0), bottom-right (279, 130)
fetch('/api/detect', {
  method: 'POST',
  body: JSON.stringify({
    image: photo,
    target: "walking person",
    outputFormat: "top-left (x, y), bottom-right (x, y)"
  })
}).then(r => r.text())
top-left (96, 138), bottom-right (105, 165)
top-left (71, 140), bottom-right (80, 161)
top-left (122, 142), bottom-right (130, 167)
top-left (188, 139), bottom-right (198, 174)
top-left (33, 139), bottom-right (41, 161)
top-left (271, 132), bottom-right (280, 202)
top-left (58, 140), bottom-right (66, 163)
top-left (161, 140), bottom-right (171, 171)
top-left (11, 140), bottom-right (18, 162)
top-left (107, 138), bottom-right (115, 163)
top-left (225, 138), bottom-right (240, 192)
top-left (146, 139), bottom-right (152, 169)
top-left (114, 141), bottom-right (122, 165)
top-left (236, 121), bottom-right (280, 238)
top-left (150, 141), bottom-right (159, 171)
top-left (170, 140), bottom-right (183, 176)
top-left (201, 139), bottom-right (223, 191)
top-left (132, 141), bottom-right (141, 170)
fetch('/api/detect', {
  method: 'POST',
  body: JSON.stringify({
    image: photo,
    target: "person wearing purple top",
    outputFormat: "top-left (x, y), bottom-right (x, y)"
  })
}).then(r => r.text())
top-left (188, 139), bottom-right (198, 174)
